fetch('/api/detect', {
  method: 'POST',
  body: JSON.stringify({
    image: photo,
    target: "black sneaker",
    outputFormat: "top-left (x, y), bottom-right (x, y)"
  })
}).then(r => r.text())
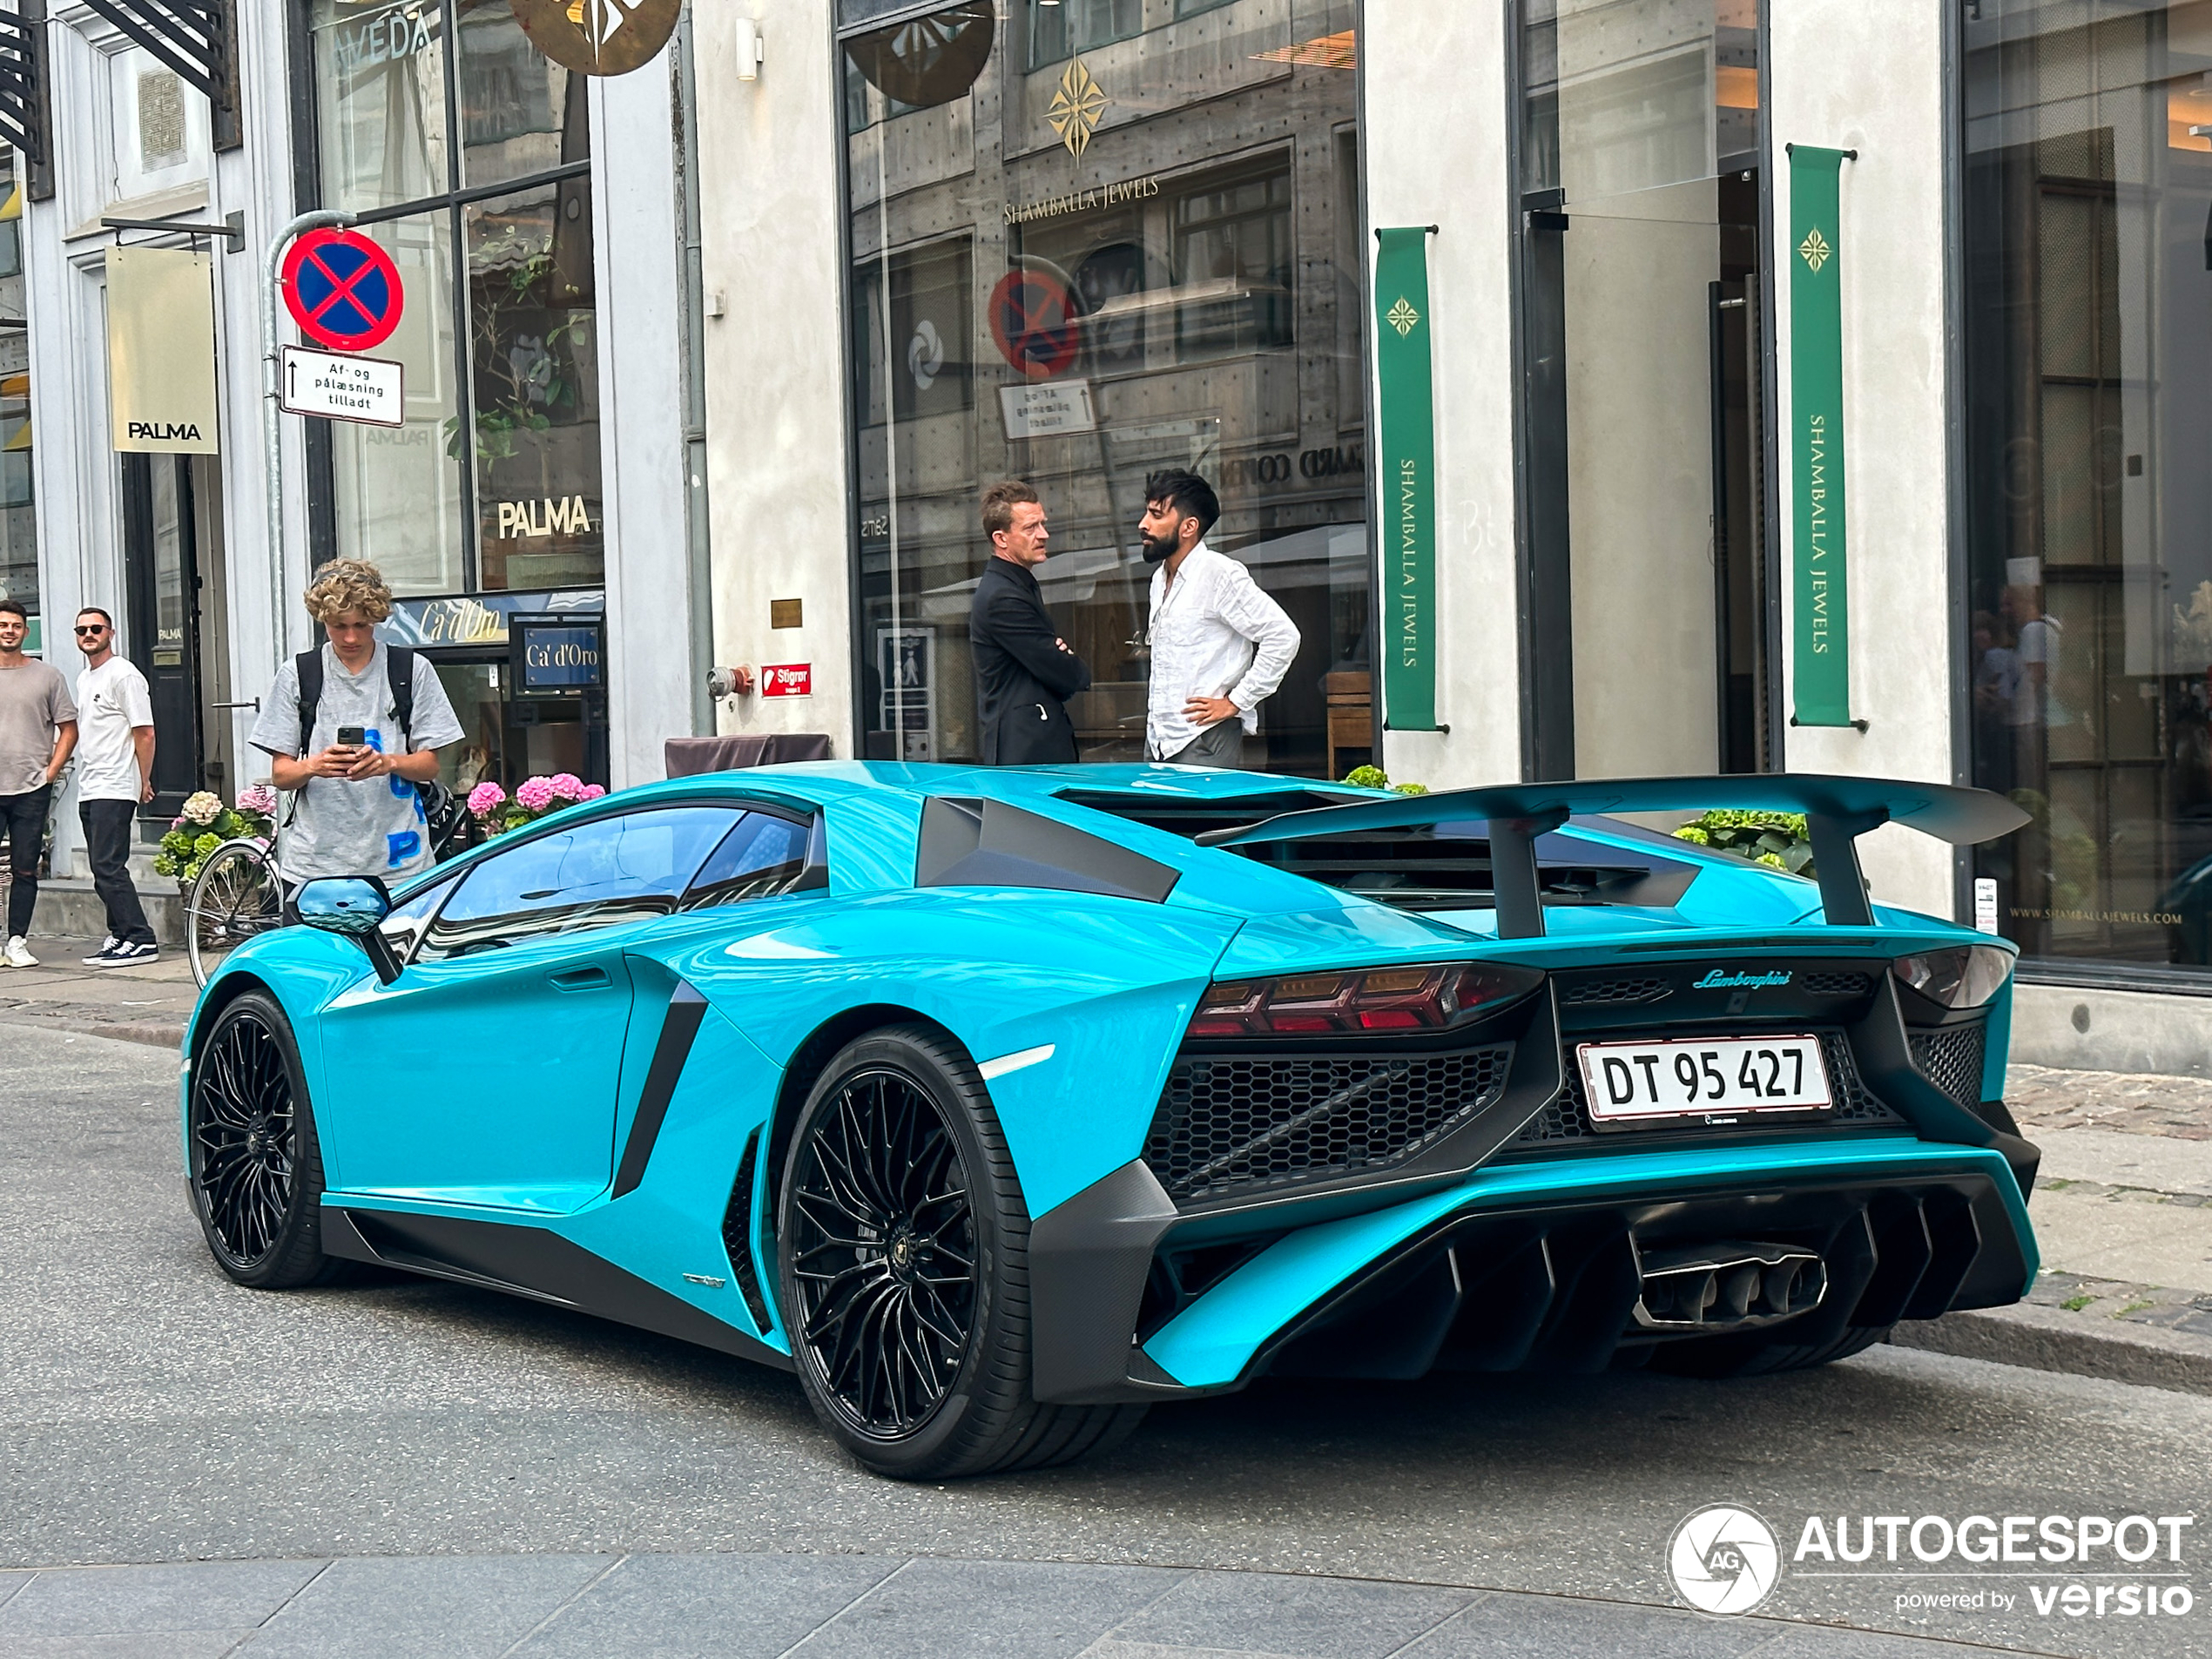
top-left (87, 941), bottom-right (159, 968)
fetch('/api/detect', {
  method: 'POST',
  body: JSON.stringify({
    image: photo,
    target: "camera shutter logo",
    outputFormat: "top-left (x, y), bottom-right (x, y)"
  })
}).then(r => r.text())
top-left (1669, 1505), bottom-right (1782, 1615)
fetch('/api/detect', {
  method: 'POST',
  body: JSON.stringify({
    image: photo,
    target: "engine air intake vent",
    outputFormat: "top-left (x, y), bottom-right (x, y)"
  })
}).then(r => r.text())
top-left (1558, 974), bottom-right (1673, 1008)
top-left (1145, 1043), bottom-right (1514, 1204)
top-left (1802, 971), bottom-right (1874, 998)
top-left (1514, 1029), bottom-right (1905, 1143)
top-left (719, 1130), bottom-right (773, 1333)
top-left (1908, 1023), bottom-right (1987, 1113)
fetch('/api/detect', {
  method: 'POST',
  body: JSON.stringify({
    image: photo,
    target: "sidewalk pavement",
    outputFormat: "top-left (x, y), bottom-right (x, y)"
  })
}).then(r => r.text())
top-left (3, 946), bottom-right (2209, 1395)
top-left (0, 1550), bottom-right (2014, 1657)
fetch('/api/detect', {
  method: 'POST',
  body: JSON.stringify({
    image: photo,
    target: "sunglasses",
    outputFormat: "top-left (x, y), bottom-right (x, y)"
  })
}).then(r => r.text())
top-left (73, 624), bottom-right (108, 637)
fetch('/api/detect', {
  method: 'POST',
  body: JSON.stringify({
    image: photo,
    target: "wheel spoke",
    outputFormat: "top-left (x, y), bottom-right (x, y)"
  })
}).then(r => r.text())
top-left (788, 1062), bottom-right (979, 1440)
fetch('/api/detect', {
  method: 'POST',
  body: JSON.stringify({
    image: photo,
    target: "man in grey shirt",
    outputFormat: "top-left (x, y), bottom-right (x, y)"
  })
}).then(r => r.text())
top-left (250, 561), bottom-right (463, 886)
top-left (0, 599), bottom-right (78, 966)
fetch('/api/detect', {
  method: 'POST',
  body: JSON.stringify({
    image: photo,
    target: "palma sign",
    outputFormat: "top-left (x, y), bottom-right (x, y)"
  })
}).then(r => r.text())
top-left (507, 0), bottom-right (679, 77)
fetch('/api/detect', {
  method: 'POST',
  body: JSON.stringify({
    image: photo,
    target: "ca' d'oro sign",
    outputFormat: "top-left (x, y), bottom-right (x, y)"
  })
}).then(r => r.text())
top-left (507, 0), bottom-right (678, 76)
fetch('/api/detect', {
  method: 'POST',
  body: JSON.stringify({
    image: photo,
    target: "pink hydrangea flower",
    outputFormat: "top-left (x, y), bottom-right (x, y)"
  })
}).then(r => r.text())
top-left (515, 776), bottom-right (556, 813)
top-left (547, 772), bottom-right (587, 802)
top-left (579, 784), bottom-right (606, 801)
top-left (238, 784), bottom-right (278, 817)
top-left (467, 780), bottom-right (508, 819)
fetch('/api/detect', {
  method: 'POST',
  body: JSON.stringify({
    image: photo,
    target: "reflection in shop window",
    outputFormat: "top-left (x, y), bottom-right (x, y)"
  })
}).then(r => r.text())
top-left (846, 0), bottom-right (1368, 775)
top-left (456, 0), bottom-right (587, 189)
top-left (464, 180), bottom-right (602, 593)
top-left (310, 0), bottom-right (449, 215)
top-left (1027, 0), bottom-right (1142, 70)
top-left (0, 158), bottom-right (31, 624)
top-left (1960, 0), bottom-right (2212, 977)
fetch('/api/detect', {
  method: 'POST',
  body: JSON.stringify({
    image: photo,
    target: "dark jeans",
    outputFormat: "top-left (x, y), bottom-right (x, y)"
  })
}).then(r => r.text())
top-left (1, 784), bottom-right (50, 941)
top-left (79, 798), bottom-right (154, 948)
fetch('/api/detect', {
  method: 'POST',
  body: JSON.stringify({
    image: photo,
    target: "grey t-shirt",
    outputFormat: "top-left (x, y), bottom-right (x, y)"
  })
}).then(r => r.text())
top-left (250, 644), bottom-right (464, 882)
top-left (0, 658), bottom-right (77, 796)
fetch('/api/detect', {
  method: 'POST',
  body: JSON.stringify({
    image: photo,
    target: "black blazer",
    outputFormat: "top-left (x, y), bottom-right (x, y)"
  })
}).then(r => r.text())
top-left (969, 557), bottom-right (1091, 765)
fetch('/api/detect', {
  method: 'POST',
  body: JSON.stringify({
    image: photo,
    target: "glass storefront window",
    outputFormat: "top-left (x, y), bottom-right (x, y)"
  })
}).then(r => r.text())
top-left (844, 0), bottom-right (1369, 772)
top-left (455, 0), bottom-right (588, 189)
top-left (331, 211), bottom-right (464, 596)
top-left (1961, 0), bottom-right (2212, 974)
top-left (464, 180), bottom-right (603, 591)
top-left (309, 0), bottom-right (450, 214)
top-left (309, 0), bottom-right (597, 606)
top-left (1515, 0), bottom-right (1770, 781)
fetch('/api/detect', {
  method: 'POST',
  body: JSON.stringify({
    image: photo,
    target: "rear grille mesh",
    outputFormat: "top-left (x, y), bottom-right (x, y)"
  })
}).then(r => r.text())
top-left (1145, 1043), bottom-right (1514, 1204)
top-left (1558, 975), bottom-right (1673, 1007)
top-left (1802, 971), bottom-right (1873, 997)
top-left (1908, 1024), bottom-right (1987, 1112)
top-left (1514, 1030), bottom-right (1905, 1143)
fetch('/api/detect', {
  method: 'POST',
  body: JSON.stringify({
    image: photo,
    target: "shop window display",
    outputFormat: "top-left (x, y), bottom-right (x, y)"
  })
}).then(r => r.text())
top-left (1961, 0), bottom-right (2212, 977)
top-left (843, 0), bottom-right (1369, 773)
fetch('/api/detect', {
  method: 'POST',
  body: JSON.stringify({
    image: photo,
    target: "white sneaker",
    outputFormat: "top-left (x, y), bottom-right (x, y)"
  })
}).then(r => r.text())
top-left (3, 936), bottom-right (37, 968)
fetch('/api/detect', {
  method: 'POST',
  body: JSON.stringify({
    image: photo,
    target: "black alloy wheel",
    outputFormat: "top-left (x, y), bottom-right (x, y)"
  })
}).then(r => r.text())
top-left (786, 1066), bottom-right (979, 1436)
top-left (188, 989), bottom-right (346, 1289)
top-left (777, 1026), bottom-right (1146, 1480)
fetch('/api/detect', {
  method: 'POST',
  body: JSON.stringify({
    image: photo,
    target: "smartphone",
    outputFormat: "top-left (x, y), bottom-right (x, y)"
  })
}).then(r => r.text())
top-left (335, 725), bottom-right (366, 748)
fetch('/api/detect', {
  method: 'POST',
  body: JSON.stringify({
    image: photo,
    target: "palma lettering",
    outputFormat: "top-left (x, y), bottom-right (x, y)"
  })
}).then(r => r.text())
top-left (126, 420), bottom-right (201, 442)
top-left (496, 496), bottom-right (593, 539)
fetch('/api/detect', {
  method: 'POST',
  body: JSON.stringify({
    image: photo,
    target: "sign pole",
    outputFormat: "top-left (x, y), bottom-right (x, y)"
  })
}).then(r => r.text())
top-left (261, 208), bottom-right (353, 677)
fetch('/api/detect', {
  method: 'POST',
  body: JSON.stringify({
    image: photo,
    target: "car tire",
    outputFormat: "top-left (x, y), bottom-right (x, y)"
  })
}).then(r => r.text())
top-left (1652, 1322), bottom-right (1893, 1379)
top-left (776, 1024), bottom-right (1147, 1480)
top-left (187, 988), bottom-right (350, 1291)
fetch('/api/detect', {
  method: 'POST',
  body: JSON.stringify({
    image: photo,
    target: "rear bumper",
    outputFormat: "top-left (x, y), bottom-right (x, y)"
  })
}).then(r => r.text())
top-left (1028, 1136), bottom-right (2035, 1403)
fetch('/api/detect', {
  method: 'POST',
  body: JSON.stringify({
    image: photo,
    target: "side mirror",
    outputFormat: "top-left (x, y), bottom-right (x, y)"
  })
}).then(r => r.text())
top-left (296, 876), bottom-right (401, 985)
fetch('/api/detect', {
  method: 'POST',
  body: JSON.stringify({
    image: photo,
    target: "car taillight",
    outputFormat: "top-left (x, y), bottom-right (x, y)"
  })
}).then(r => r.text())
top-left (1891, 945), bottom-right (2013, 1010)
top-left (1188, 962), bottom-right (1545, 1039)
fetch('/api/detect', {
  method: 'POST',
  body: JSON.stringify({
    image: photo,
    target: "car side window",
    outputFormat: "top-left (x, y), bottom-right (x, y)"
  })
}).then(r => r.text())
top-left (378, 870), bottom-right (462, 961)
top-left (682, 809), bottom-right (823, 910)
top-left (419, 806), bottom-right (746, 960)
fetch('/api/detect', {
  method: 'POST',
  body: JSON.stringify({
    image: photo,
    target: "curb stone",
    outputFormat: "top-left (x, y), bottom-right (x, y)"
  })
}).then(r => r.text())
top-left (1889, 1298), bottom-right (2212, 1397)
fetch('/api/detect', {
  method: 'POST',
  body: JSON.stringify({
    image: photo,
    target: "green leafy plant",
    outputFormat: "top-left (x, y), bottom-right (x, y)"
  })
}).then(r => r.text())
top-left (1341, 765), bottom-right (1428, 796)
top-left (152, 788), bottom-right (275, 891)
top-left (1673, 809), bottom-right (1816, 876)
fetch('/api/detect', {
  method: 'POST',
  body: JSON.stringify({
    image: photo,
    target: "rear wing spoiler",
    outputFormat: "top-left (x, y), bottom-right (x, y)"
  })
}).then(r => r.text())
top-left (1193, 773), bottom-right (2030, 939)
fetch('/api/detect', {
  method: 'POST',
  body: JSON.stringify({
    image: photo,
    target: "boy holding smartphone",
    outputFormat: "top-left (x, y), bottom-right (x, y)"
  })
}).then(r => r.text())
top-left (250, 560), bottom-right (463, 886)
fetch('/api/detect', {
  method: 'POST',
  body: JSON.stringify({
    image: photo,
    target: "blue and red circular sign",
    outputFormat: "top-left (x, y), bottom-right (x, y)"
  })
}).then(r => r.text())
top-left (281, 229), bottom-right (404, 353)
top-left (988, 268), bottom-right (1081, 379)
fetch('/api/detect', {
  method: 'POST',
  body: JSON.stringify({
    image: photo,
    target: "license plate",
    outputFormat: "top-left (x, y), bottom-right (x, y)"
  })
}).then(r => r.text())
top-left (1575, 1035), bottom-right (1832, 1128)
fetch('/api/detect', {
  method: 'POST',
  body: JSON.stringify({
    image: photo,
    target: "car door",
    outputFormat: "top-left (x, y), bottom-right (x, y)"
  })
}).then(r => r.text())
top-left (319, 804), bottom-right (745, 1211)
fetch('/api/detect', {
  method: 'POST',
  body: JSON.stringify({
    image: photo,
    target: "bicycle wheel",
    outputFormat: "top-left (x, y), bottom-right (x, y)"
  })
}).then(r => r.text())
top-left (187, 839), bottom-right (284, 988)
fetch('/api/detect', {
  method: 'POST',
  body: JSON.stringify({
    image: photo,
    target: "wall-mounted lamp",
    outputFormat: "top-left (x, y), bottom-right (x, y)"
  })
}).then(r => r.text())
top-left (735, 17), bottom-right (764, 80)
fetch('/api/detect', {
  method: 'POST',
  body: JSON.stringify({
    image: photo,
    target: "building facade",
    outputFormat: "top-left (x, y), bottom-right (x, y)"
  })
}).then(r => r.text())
top-left (5, 0), bottom-right (710, 880)
top-left (687, 0), bottom-right (2212, 1069)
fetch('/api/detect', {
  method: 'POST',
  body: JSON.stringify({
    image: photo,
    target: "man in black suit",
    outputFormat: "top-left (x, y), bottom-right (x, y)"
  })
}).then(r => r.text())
top-left (970, 479), bottom-right (1090, 764)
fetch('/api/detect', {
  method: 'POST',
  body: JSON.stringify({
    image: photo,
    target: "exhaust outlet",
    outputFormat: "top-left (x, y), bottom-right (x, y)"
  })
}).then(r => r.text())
top-left (1631, 1240), bottom-right (1825, 1332)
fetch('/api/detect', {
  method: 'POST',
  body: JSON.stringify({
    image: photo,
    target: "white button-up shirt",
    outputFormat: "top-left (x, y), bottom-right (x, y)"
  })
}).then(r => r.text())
top-left (1144, 542), bottom-right (1301, 759)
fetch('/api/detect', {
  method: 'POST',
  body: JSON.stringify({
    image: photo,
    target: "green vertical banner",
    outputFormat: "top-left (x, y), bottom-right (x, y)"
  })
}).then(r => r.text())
top-left (1788, 145), bottom-right (1853, 726)
top-left (1374, 226), bottom-right (1438, 732)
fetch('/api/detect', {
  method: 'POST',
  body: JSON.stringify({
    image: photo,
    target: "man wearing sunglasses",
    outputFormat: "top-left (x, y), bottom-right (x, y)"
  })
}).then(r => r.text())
top-left (71, 609), bottom-right (158, 966)
top-left (0, 598), bottom-right (78, 968)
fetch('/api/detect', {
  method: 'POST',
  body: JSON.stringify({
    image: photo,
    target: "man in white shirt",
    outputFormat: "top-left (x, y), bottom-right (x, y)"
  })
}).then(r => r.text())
top-left (1138, 469), bottom-right (1300, 767)
top-left (71, 607), bottom-right (158, 965)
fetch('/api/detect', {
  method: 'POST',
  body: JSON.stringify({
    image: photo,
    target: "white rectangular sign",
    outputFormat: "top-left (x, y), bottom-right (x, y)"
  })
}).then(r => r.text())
top-left (280, 346), bottom-right (405, 428)
top-left (999, 379), bottom-right (1096, 440)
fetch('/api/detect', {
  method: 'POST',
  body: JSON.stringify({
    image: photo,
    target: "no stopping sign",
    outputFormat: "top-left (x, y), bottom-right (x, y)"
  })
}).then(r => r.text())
top-left (282, 229), bottom-right (405, 353)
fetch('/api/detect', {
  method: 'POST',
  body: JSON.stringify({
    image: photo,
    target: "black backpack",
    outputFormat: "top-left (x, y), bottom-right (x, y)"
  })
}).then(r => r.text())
top-left (293, 645), bottom-right (464, 859)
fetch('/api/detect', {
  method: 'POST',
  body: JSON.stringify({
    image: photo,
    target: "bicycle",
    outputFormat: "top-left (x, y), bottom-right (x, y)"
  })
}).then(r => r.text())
top-left (185, 780), bottom-right (469, 988)
top-left (185, 836), bottom-right (287, 988)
